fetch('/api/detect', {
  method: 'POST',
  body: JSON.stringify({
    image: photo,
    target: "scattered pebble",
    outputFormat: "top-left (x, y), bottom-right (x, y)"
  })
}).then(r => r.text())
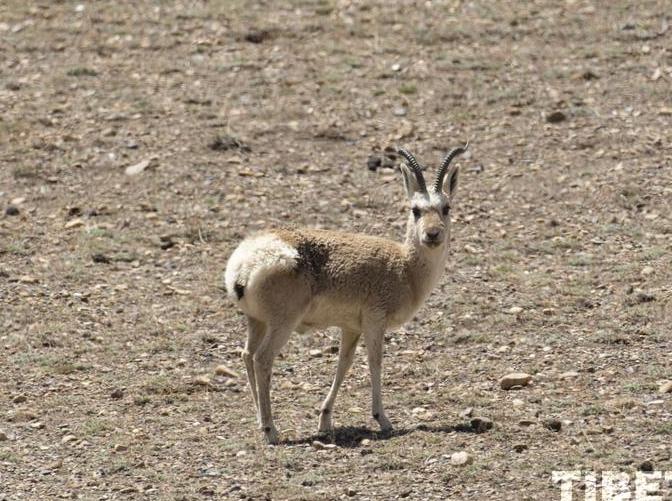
top-left (64, 218), bottom-right (84, 229)
top-left (125, 159), bottom-right (151, 176)
top-left (641, 266), bottom-right (654, 276)
top-left (470, 416), bottom-right (493, 434)
top-left (345, 487), bottom-right (358, 497)
top-left (544, 419), bottom-right (562, 432)
top-left (61, 434), bottom-right (77, 444)
top-left (214, 365), bottom-right (239, 378)
top-left (513, 444), bottom-right (528, 453)
top-left (30, 421), bottom-right (45, 430)
top-left (0, 430), bottom-right (8, 441)
top-left (546, 110), bottom-right (567, 123)
top-left (309, 349), bottom-right (323, 358)
top-left (312, 440), bottom-right (337, 450)
top-left (367, 155), bottom-right (382, 171)
top-left (193, 375), bottom-right (211, 386)
top-left (113, 443), bottom-right (128, 452)
top-left (659, 381), bottom-right (672, 394)
top-left (12, 395), bottom-right (27, 404)
top-left (5, 205), bottom-right (20, 216)
top-left (639, 460), bottom-right (654, 472)
top-left (243, 29), bottom-right (271, 44)
top-left (500, 373), bottom-right (532, 390)
top-left (559, 371), bottom-right (580, 380)
top-left (91, 253), bottom-right (111, 264)
top-left (450, 451), bottom-right (473, 466)
top-left (508, 306), bottom-right (523, 314)
top-left (110, 388), bottom-right (124, 399)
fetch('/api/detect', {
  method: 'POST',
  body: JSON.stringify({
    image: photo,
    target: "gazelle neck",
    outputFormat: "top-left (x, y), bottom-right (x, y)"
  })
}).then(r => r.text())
top-left (403, 214), bottom-right (450, 304)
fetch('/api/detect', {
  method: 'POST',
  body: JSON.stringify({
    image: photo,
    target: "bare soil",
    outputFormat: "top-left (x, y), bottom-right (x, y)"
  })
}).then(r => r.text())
top-left (1, 1), bottom-right (671, 499)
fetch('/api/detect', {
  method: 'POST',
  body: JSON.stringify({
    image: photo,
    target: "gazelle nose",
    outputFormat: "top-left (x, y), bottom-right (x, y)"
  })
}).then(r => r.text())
top-left (426, 229), bottom-right (440, 240)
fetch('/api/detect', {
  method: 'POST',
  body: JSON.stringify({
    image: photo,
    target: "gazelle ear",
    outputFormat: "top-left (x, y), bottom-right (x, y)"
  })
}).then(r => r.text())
top-left (442, 165), bottom-right (459, 199)
top-left (399, 163), bottom-right (423, 199)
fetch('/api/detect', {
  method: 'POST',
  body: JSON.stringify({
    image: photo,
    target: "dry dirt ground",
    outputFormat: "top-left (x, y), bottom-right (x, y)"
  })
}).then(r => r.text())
top-left (1, 0), bottom-right (671, 499)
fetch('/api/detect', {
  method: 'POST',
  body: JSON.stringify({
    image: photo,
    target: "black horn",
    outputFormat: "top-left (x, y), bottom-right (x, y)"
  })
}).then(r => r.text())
top-left (434, 141), bottom-right (469, 192)
top-left (397, 148), bottom-right (427, 193)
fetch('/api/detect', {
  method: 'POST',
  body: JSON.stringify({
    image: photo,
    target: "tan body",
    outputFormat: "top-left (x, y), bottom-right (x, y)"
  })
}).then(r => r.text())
top-left (224, 145), bottom-right (466, 444)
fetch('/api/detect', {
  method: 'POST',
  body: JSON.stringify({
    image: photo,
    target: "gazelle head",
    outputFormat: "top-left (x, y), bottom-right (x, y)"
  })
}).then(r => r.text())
top-left (398, 143), bottom-right (468, 250)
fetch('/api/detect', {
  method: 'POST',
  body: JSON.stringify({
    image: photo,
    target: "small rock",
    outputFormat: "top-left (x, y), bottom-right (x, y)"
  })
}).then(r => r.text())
top-left (470, 417), bottom-right (493, 434)
top-left (323, 345), bottom-right (339, 355)
top-left (345, 487), bottom-right (358, 497)
top-left (508, 306), bottom-right (523, 314)
top-left (309, 349), bottom-right (323, 358)
top-left (113, 444), bottom-right (128, 452)
top-left (92, 253), bottom-right (111, 264)
top-left (450, 451), bottom-right (473, 466)
top-left (459, 407), bottom-right (473, 418)
top-left (0, 430), bottom-right (8, 441)
top-left (30, 421), bottom-right (45, 430)
top-left (193, 375), bottom-right (211, 386)
top-left (360, 438), bottom-right (371, 446)
top-left (5, 205), bottom-right (20, 216)
top-left (639, 460), bottom-right (654, 472)
top-left (513, 444), bottom-right (528, 453)
top-left (559, 371), bottom-right (580, 380)
top-left (546, 110), bottom-right (567, 123)
top-left (544, 419), bottom-right (562, 432)
top-left (518, 419), bottom-right (536, 427)
top-left (61, 434), bottom-right (77, 443)
top-left (641, 266), bottom-right (654, 276)
top-left (659, 381), bottom-right (672, 394)
top-left (12, 395), bottom-right (27, 404)
top-left (110, 388), bottom-right (124, 399)
top-left (367, 155), bottom-right (382, 171)
top-left (125, 159), bottom-right (151, 176)
top-left (311, 440), bottom-right (336, 450)
top-left (208, 135), bottom-right (250, 152)
top-left (235, 450), bottom-right (247, 458)
top-left (391, 63), bottom-right (402, 72)
top-left (243, 29), bottom-right (271, 44)
top-left (512, 399), bottom-right (525, 407)
top-left (500, 373), bottom-right (532, 390)
top-left (214, 365), bottom-right (239, 378)
top-left (393, 106), bottom-right (407, 117)
top-left (64, 218), bottom-right (84, 229)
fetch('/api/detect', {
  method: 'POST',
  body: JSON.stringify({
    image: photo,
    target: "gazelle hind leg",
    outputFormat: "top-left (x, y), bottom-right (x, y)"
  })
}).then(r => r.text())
top-left (253, 322), bottom-right (296, 444)
top-left (318, 329), bottom-right (361, 433)
top-left (242, 316), bottom-right (266, 424)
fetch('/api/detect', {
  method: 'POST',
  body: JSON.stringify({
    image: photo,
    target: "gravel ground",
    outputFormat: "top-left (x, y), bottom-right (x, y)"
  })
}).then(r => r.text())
top-left (1, 1), bottom-right (671, 499)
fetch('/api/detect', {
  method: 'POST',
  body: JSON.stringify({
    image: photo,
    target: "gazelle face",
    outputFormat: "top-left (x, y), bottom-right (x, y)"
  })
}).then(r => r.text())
top-left (409, 191), bottom-right (451, 249)
top-left (398, 145), bottom-right (466, 250)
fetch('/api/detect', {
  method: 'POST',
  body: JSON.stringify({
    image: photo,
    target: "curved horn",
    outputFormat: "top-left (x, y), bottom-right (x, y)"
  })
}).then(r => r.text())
top-left (397, 148), bottom-right (427, 193)
top-left (434, 141), bottom-right (469, 192)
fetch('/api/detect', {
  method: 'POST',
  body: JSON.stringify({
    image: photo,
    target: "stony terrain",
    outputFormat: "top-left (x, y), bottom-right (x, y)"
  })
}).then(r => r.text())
top-left (1, 0), bottom-right (671, 499)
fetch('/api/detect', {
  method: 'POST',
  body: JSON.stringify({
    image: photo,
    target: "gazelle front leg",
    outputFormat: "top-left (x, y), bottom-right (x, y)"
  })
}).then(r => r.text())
top-left (318, 329), bottom-right (361, 434)
top-left (364, 324), bottom-right (392, 432)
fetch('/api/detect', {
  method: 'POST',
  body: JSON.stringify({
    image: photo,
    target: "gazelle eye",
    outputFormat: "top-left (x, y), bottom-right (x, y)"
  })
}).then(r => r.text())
top-left (442, 205), bottom-right (450, 216)
top-left (412, 207), bottom-right (421, 219)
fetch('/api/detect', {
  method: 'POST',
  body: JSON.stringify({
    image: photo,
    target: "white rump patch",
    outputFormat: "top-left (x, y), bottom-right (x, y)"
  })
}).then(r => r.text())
top-left (224, 233), bottom-right (298, 301)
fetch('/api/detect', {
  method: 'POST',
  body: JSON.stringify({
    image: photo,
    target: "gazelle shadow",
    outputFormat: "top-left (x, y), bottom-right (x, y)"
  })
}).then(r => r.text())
top-left (282, 421), bottom-right (478, 448)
